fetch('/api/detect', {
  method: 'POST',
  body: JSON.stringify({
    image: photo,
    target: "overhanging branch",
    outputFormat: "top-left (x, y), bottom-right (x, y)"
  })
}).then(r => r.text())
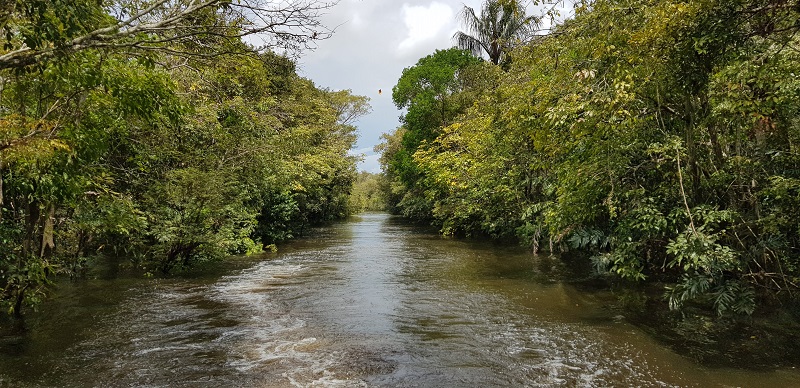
top-left (0, 0), bottom-right (337, 70)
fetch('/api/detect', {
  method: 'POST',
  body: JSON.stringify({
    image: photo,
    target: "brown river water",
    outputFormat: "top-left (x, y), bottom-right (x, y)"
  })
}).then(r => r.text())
top-left (1, 213), bottom-right (799, 387)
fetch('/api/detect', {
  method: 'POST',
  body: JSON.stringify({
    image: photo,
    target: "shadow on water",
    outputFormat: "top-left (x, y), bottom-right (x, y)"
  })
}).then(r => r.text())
top-left (1, 212), bottom-right (800, 387)
top-left (620, 293), bottom-right (800, 371)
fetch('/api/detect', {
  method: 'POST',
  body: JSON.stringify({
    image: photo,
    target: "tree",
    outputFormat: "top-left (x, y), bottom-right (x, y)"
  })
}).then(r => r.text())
top-left (452, 0), bottom-right (537, 66)
top-left (0, 6), bottom-right (368, 316)
top-left (348, 172), bottom-right (387, 213)
top-left (0, 0), bottom-right (335, 70)
top-left (395, 0), bottom-right (800, 316)
top-left (384, 48), bottom-right (482, 219)
top-left (391, 48), bottom-right (481, 181)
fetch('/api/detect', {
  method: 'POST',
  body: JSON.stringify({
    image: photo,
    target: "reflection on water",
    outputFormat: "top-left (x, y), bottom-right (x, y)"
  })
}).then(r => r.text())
top-left (1, 213), bottom-right (799, 387)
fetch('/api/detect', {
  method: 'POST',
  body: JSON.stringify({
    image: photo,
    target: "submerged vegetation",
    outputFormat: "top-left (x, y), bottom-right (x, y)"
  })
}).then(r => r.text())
top-left (0, 0), bottom-right (367, 316)
top-left (381, 0), bottom-right (800, 316)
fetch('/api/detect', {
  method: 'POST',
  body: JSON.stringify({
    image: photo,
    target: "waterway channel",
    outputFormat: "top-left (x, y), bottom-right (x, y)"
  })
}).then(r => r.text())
top-left (1, 213), bottom-right (799, 387)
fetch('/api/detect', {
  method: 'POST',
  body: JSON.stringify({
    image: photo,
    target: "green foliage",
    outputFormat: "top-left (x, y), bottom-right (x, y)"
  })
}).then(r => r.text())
top-left (349, 172), bottom-right (388, 213)
top-left (380, 0), bottom-right (800, 316)
top-left (0, 0), bottom-right (332, 70)
top-left (381, 48), bottom-right (484, 221)
top-left (0, 5), bottom-right (366, 316)
top-left (144, 168), bottom-right (256, 273)
top-left (254, 191), bottom-right (300, 245)
top-left (0, 220), bottom-right (55, 316)
top-left (667, 274), bottom-right (756, 316)
top-left (2, 0), bottom-right (112, 52)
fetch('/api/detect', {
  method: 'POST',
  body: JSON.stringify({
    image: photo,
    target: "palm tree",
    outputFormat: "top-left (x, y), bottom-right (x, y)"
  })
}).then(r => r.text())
top-left (453, 0), bottom-right (538, 66)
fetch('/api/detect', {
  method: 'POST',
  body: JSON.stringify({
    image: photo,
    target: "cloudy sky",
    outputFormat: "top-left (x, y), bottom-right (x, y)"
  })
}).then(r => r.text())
top-left (296, 0), bottom-right (506, 173)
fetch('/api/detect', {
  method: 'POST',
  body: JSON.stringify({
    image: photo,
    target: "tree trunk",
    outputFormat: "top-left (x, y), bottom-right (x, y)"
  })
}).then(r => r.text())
top-left (22, 202), bottom-right (40, 258)
top-left (40, 204), bottom-right (55, 259)
top-left (684, 97), bottom-right (700, 202)
top-left (12, 284), bottom-right (29, 318)
top-left (708, 124), bottom-right (724, 170)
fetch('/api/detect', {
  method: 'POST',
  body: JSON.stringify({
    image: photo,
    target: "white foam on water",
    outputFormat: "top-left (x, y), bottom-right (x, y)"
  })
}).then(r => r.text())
top-left (501, 321), bottom-right (682, 387)
top-left (210, 257), bottom-right (367, 387)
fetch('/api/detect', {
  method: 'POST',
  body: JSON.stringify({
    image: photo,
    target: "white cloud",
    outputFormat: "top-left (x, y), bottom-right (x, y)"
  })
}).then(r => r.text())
top-left (349, 147), bottom-right (382, 174)
top-left (298, 0), bottom-right (549, 172)
top-left (348, 147), bottom-right (374, 157)
top-left (358, 153), bottom-right (382, 174)
top-left (398, 2), bottom-right (454, 53)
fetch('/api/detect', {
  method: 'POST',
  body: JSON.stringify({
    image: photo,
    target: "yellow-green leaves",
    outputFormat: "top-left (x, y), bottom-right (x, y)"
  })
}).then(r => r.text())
top-left (381, 0), bottom-right (800, 316)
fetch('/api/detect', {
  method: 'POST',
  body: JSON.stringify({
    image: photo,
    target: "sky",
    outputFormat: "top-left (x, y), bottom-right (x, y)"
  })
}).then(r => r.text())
top-left (296, 0), bottom-right (495, 173)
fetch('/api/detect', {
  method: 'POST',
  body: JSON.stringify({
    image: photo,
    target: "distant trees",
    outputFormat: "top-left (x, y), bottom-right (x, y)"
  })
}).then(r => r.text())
top-left (452, 0), bottom-right (537, 66)
top-left (348, 172), bottom-right (387, 213)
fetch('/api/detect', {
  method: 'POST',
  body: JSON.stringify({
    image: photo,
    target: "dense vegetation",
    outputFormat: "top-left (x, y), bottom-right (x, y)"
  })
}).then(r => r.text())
top-left (381, 0), bottom-right (800, 315)
top-left (348, 172), bottom-right (388, 213)
top-left (0, 0), bottom-right (367, 316)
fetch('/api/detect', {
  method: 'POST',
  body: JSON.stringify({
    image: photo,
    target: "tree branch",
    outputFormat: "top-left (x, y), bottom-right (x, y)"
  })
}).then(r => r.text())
top-left (0, 0), bottom-right (337, 70)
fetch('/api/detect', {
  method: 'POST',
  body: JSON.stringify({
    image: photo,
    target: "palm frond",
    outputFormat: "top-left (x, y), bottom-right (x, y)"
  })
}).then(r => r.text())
top-left (452, 0), bottom-right (539, 65)
top-left (453, 31), bottom-right (486, 58)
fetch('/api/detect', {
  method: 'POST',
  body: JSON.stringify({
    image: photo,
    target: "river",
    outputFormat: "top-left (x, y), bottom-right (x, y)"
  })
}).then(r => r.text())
top-left (1, 213), bottom-right (799, 387)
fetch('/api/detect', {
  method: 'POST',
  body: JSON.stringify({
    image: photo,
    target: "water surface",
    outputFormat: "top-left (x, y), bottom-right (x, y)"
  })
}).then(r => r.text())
top-left (1, 213), bottom-right (799, 387)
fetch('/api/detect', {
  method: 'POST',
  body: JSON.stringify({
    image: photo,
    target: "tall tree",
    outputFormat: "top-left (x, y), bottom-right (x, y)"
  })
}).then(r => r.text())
top-left (385, 48), bottom-right (481, 219)
top-left (452, 0), bottom-right (537, 66)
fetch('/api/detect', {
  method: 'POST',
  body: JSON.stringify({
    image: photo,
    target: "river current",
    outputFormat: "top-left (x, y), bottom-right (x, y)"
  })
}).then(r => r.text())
top-left (1, 213), bottom-right (799, 387)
